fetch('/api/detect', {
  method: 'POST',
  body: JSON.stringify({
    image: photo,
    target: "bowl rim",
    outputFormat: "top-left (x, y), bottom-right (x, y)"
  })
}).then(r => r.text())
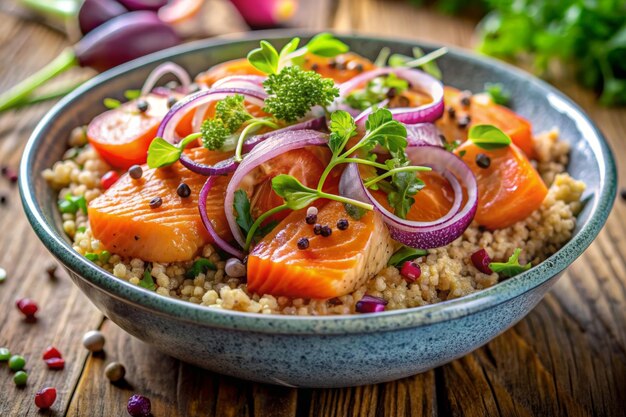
top-left (19, 29), bottom-right (617, 335)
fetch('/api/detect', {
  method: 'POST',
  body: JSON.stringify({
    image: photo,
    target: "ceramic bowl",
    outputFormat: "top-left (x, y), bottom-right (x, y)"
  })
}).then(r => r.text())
top-left (20, 31), bottom-right (616, 388)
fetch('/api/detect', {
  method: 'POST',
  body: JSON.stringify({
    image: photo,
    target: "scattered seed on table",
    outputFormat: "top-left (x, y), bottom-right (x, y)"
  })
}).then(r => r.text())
top-left (16, 298), bottom-right (38, 318)
top-left (42, 346), bottom-right (62, 360)
top-left (9, 355), bottom-right (26, 371)
top-left (0, 267), bottom-right (6, 283)
top-left (224, 258), bottom-right (246, 277)
top-left (34, 387), bottom-right (57, 409)
top-left (320, 225), bottom-right (332, 237)
top-left (620, 187), bottom-right (626, 201)
top-left (297, 237), bottom-right (309, 250)
top-left (176, 183), bottom-right (191, 198)
top-left (104, 362), bottom-right (126, 382)
top-left (13, 371), bottom-right (28, 386)
top-left (83, 330), bottom-right (105, 352)
top-left (127, 394), bottom-right (151, 417)
top-left (0, 193), bottom-right (7, 205)
top-left (0, 347), bottom-right (10, 361)
top-left (128, 165), bottom-right (143, 180)
top-left (45, 263), bottom-right (57, 279)
top-left (337, 219), bottom-right (349, 230)
top-left (149, 196), bottom-right (162, 209)
top-left (45, 358), bottom-right (65, 370)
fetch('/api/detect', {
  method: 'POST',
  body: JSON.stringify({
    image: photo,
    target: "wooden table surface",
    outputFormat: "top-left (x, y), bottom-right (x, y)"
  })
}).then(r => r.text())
top-left (1, 0), bottom-right (625, 416)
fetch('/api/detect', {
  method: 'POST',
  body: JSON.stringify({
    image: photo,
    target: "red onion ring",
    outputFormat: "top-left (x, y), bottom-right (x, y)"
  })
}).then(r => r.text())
top-left (405, 123), bottom-right (443, 147)
top-left (339, 146), bottom-right (477, 249)
top-left (199, 176), bottom-right (244, 259)
top-left (241, 116), bottom-right (327, 153)
top-left (340, 68), bottom-right (444, 125)
top-left (224, 130), bottom-right (329, 249)
top-left (141, 62), bottom-right (191, 97)
top-left (179, 153), bottom-right (239, 176)
top-left (157, 87), bottom-right (267, 144)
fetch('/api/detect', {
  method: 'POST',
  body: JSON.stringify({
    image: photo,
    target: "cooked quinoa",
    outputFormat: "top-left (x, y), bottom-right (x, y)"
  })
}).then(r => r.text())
top-left (42, 126), bottom-right (585, 315)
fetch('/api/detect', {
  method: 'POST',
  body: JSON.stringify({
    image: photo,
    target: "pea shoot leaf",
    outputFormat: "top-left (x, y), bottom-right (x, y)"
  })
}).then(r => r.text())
top-left (328, 110), bottom-right (357, 154)
top-left (468, 124), bottom-right (511, 150)
top-left (484, 83), bottom-right (511, 106)
top-left (147, 137), bottom-right (182, 168)
top-left (247, 40), bottom-right (280, 74)
top-left (306, 33), bottom-right (349, 57)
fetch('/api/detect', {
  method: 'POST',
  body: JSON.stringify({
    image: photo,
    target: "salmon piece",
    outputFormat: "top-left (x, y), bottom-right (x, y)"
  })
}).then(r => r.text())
top-left (247, 201), bottom-right (395, 299)
top-left (88, 147), bottom-right (233, 263)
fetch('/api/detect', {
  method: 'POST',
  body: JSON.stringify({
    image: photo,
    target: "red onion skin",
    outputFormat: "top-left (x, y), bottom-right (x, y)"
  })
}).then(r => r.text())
top-left (75, 11), bottom-right (181, 72)
top-left (116, 0), bottom-right (168, 11)
top-left (78, 0), bottom-right (128, 35)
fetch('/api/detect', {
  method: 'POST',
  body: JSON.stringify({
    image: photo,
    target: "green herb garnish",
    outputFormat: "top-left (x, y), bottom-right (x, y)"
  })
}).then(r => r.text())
top-left (388, 246), bottom-right (428, 267)
top-left (185, 258), bottom-right (217, 279)
top-left (484, 82), bottom-right (511, 106)
top-left (489, 248), bottom-right (531, 277)
top-left (103, 98), bottom-right (121, 109)
top-left (468, 124), bottom-right (511, 150)
top-left (139, 267), bottom-right (156, 290)
top-left (85, 252), bottom-right (99, 262)
top-left (247, 34), bottom-right (348, 75)
top-left (146, 133), bottom-right (201, 168)
top-left (124, 89), bottom-right (141, 100)
top-left (345, 73), bottom-right (409, 110)
top-left (387, 47), bottom-right (448, 80)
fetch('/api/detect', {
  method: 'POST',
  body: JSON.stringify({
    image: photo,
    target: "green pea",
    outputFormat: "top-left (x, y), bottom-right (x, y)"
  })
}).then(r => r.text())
top-left (0, 267), bottom-right (6, 283)
top-left (13, 371), bottom-right (27, 386)
top-left (0, 347), bottom-right (10, 361)
top-left (99, 251), bottom-right (111, 264)
top-left (8, 355), bottom-right (25, 371)
top-left (85, 253), bottom-right (99, 262)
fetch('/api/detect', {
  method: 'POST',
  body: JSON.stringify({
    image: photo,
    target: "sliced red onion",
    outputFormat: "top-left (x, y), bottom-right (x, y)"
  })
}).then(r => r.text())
top-left (340, 68), bottom-right (444, 125)
top-left (140, 62), bottom-right (192, 96)
top-left (199, 176), bottom-right (244, 259)
top-left (356, 295), bottom-right (388, 313)
top-left (241, 116), bottom-right (327, 153)
top-left (339, 146), bottom-right (477, 249)
top-left (179, 153), bottom-right (239, 176)
top-left (405, 123), bottom-right (443, 147)
top-left (157, 87), bottom-right (267, 144)
top-left (224, 130), bottom-right (329, 248)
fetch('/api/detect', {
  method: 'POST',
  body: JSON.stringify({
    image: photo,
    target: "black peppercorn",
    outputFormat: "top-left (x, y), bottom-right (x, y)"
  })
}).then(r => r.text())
top-left (305, 213), bottom-right (317, 224)
top-left (128, 165), bottom-right (143, 180)
top-left (320, 225), bottom-right (332, 237)
top-left (136, 99), bottom-right (149, 113)
top-left (149, 197), bottom-right (163, 209)
top-left (313, 224), bottom-right (322, 235)
top-left (297, 237), bottom-right (309, 250)
top-left (337, 219), bottom-right (349, 230)
top-left (177, 183), bottom-right (191, 198)
top-left (311, 63), bottom-right (319, 71)
top-left (460, 91), bottom-right (472, 107)
top-left (447, 107), bottom-right (456, 119)
top-left (167, 96), bottom-right (177, 109)
top-left (457, 115), bottom-right (471, 129)
top-left (476, 153), bottom-right (491, 169)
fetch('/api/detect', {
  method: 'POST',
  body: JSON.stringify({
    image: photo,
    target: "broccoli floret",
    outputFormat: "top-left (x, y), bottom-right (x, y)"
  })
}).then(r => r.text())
top-left (263, 66), bottom-right (339, 122)
top-left (215, 94), bottom-right (252, 133)
top-left (201, 118), bottom-right (232, 150)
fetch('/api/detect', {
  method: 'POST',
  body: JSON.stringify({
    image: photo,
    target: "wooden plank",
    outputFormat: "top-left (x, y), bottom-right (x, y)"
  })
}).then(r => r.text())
top-left (0, 8), bottom-right (104, 417)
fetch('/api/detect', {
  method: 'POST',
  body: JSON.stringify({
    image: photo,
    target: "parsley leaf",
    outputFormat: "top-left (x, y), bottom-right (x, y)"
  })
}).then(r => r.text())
top-left (385, 161), bottom-right (425, 219)
top-left (362, 108), bottom-right (408, 159)
top-left (388, 246), bottom-right (428, 267)
top-left (139, 267), bottom-right (156, 290)
top-left (271, 175), bottom-right (319, 210)
top-left (263, 66), bottom-right (339, 122)
top-left (233, 189), bottom-right (255, 235)
top-left (489, 248), bottom-right (531, 277)
top-left (328, 110), bottom-right (357, 154)
top-left (468, 124), bottom-right (511, 150)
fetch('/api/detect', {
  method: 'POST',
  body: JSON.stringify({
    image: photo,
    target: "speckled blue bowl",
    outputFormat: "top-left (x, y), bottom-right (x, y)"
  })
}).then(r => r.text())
top-left (20, 31), bottom-right (616, 388)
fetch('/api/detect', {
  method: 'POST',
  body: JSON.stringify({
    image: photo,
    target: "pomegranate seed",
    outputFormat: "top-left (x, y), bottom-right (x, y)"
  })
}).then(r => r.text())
top-left (400, 261), bottom-right (421, 282)
top-left (16, 298), bottom-right (38, 318)
top-left (34, 387), bottom-right (57, 409)
top-left (471, 248), bottom-right (493, 274)
top-left (45, 357), bottom-right (65, 370)
top-left (355, 295), bottom-right (387, 313)
top-left (127, 394), bottom-right (151, 417)
top-left (42, 346), bottom-right (62, 360)
top-left (100, 170), bottom-right (120, 190)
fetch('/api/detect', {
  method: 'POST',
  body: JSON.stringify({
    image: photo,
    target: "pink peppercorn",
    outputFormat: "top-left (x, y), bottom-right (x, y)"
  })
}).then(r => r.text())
top-left (45, 357), bottom-right (65, 370)
top-left (471, 248), bottom-right (493, 274)
top-left (42, 346), bottom-right (62, 360)
top-left (400, 261), bottom-right (421, 282)
top-left (34, 387), bottom-right (57, 409)
top-left (355, 295), bottom-right (388, 313)
top-left (16, 298), bottom-right (38, 318)
top-left (100, 170), bottom-right (120, 190)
